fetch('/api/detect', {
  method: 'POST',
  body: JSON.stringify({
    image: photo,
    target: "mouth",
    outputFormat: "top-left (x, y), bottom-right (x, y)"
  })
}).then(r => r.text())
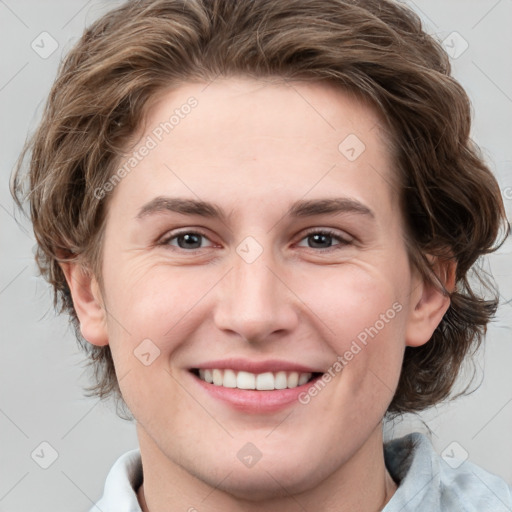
top-left (190, 368), bottom-right (322, 390)
top-left (187, 358), bottom-right (327, 413)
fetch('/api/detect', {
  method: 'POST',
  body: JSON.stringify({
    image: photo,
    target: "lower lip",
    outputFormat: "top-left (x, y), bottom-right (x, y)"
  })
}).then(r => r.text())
top-left (189, 372), bottom-right (323, 413)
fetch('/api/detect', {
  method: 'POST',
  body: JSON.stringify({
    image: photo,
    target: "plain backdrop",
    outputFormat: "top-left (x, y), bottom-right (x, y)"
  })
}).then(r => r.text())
top-left (1, 0), bottom-right (511, 510)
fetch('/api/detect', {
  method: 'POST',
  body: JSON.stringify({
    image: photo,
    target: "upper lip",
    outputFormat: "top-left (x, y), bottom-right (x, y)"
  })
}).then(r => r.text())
top-left (191, 358), bottom-right (323, 374)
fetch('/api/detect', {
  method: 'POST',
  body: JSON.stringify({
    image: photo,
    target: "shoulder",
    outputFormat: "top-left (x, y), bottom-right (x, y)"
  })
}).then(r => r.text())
top-left (89, 449), bottom-right (143, 512)
top-left (384, 433), bottom-right (512, 512)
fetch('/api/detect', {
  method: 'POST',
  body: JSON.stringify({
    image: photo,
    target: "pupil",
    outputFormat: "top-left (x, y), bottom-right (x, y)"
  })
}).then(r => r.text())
top-left (310, 233), bottom-right (331, 248)
top-left (178, 233), bottom-right (201, 249)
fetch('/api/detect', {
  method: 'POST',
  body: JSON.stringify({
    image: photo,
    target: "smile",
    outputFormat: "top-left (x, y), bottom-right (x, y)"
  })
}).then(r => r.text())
top-left (194, 368), bottom-right (318, 390)
top-left (188, 359), bottom-right (325, 412)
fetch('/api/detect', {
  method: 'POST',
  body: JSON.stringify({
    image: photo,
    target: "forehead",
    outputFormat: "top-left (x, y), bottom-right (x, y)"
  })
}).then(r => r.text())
top-left (144, 77), bottom-right (392, 155)
top-left (109, 77), bottom-right (399, 221)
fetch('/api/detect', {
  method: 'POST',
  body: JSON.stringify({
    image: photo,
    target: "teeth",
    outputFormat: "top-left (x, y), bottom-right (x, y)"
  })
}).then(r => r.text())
top-left (237, 371), bottom-right (256, 389)
top-left (197, 369), bottom-right (314, 390)
top-left (287, 372), bottom-right (299, 388)
top-left (275, 371), bottom-right (288, 389)
top-left (223, 369), bottom-right (237, 388)
top-left (212, 369), bottom-right (223, 386)
top-left (256, 372), bottom-right (274, 390)
top-left (298, 373), bottom-right (310, 386)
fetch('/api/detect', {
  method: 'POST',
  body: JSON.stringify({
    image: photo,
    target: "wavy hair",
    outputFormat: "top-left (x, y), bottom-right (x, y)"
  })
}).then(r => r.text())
top-left (12, 0), bottom-right (509, 414)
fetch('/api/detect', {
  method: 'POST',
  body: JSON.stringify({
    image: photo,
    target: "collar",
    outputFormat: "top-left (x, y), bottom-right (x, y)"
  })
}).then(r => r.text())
top-left (91, 433), bottom-right (512, 511)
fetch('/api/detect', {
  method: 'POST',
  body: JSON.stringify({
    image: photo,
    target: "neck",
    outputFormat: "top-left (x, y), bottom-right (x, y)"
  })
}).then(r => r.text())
top-left (136, 423), bottom-right (397, 512)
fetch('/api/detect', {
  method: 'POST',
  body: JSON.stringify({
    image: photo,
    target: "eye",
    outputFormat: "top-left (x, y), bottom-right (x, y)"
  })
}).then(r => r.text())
top-left (296, 229), bottom-right (352, 250)
top-left (158, 228), bottom-right (351, 252)
top-left (161, 230), bottom-right (215, 250)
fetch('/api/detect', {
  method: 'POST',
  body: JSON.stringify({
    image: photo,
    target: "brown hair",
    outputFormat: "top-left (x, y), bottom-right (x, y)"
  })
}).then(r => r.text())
top-left (12, 0), bottom-right (509, 415)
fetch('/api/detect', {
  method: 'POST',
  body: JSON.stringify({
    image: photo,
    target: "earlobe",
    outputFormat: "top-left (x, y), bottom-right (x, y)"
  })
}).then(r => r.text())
top-left (60, 261), bottom-right (109, 347)
top-left (405, 259), bottom-right (456, 348)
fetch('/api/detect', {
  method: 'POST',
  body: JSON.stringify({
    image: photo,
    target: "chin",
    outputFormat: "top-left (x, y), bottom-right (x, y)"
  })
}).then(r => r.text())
top-left (192, 454), bottom-right (326, 502)
top-left (213, 469), bottom-right (310, 501)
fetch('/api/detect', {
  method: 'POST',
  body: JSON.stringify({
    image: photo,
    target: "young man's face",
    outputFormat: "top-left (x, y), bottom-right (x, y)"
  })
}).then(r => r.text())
top-left (68, 78), bottom-right (448, 499)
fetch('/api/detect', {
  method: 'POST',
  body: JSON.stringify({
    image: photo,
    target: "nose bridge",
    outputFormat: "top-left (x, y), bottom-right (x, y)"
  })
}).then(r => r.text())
top-left (213, 239), bottom-right (297, 342)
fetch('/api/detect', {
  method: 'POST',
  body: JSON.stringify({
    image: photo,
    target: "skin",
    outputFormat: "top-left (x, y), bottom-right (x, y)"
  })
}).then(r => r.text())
top-left (62, 77), bottom-right (453, 511)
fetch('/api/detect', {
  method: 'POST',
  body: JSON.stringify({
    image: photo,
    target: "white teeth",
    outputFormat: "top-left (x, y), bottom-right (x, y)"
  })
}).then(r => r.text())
top-left (275, 371), bottom-right (288, 389)
top-left (212, 369), bottom-right (223, 386)
top-left (298, 373), bottom-right (310, 386)
top-left (196, 369), bottom-right (314, 390)
top-left (237, 371), bottom-right (256, 389)
top-left (287, 371), bottom-right (299, 388)
top-left (256, 372), bottom-right (274, 390)
top-left (223, 369), bottom-right (237, 388)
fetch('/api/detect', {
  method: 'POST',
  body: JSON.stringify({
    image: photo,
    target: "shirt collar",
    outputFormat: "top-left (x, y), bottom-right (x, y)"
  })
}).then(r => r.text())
top-left (91, 433), bottom-right (512, 511)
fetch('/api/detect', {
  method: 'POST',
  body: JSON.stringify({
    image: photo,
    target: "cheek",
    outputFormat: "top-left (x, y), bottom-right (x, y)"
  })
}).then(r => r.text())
top-left (102, 256), bottom-right (219, 341)
top-left (298, 261), bottom-right (406, 345)
top-left (296, 262), bottom-right (408, 402)
top-left (99, 261), bottom-right (225, 408)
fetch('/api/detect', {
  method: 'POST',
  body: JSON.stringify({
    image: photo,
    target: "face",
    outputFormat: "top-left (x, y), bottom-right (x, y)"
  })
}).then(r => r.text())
top-left (74, 78), bottom-right (441, 499)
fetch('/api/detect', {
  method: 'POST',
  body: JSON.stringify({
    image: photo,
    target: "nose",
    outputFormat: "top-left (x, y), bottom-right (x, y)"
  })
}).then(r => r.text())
top-left (213, 242), bottom-right (299, 344)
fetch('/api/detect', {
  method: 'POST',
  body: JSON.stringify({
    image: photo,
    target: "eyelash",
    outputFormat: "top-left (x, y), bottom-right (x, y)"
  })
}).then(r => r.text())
top-left (159, 228), bottom-right (352, 252)
top-left (298, 228), bottom-right (353, 251)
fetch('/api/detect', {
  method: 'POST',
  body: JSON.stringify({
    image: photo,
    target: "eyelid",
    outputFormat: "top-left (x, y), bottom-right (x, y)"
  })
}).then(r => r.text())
top-left (158, 228), bottom-right (216, 248)
top-left (296, 227), bottom-right (354, 247)
top-left (157, 226), bottom-right (354, 251)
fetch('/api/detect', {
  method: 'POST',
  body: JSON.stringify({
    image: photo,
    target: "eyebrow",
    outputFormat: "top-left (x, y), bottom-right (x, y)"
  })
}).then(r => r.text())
top-left (136, 196), bottom-right (374, 221)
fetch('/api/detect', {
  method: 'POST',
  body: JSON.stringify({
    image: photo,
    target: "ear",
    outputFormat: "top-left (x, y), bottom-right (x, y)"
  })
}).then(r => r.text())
top-left (405, 258), bottom-right (456, 348)
top-left (60, 261), bottom-right (109, 347)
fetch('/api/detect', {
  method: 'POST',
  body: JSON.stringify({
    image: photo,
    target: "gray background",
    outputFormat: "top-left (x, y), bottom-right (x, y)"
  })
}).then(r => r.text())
top-left (1, 0), bottom-right (511, 510)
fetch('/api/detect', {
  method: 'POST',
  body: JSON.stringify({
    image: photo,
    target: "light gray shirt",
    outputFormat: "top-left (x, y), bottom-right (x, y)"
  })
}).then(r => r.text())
top-left (90, 433), bottom-right (512, 511)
